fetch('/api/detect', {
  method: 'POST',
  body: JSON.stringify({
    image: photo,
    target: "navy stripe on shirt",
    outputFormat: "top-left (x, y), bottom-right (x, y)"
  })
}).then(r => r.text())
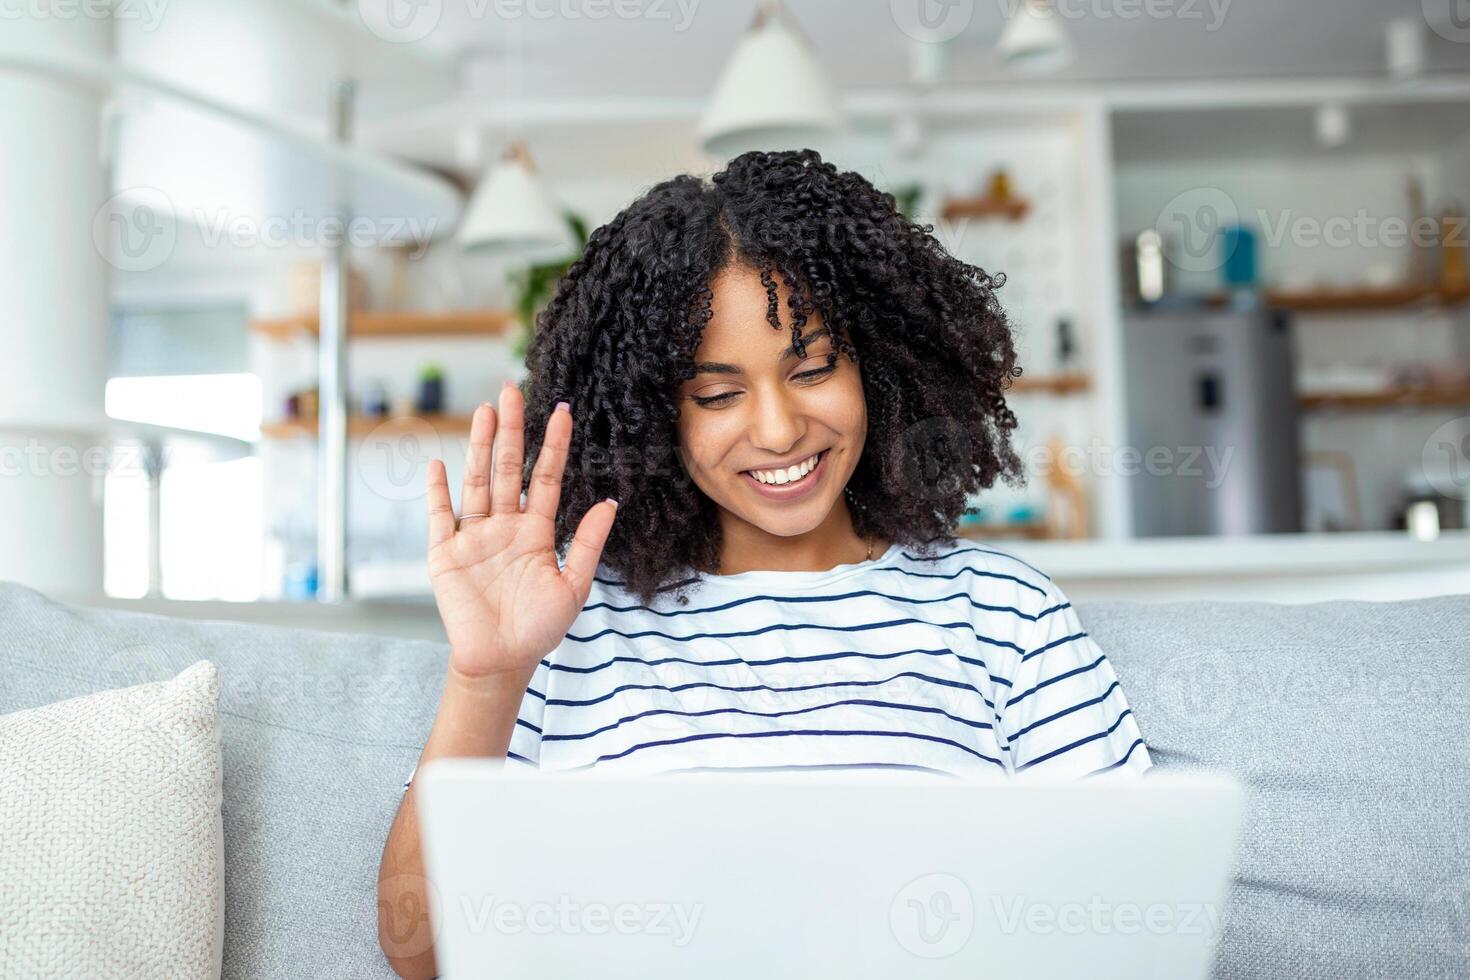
top-left (566, 727), bottom-right (1008, 771)
top-left (566, 616), bottom-right (1027, 656)
top-left (542, 697), bottom-right (997, 744)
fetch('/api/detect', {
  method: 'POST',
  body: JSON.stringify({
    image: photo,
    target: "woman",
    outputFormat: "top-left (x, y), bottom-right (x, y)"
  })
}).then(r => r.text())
top-left (378, 149), bottom-right (1151, 976)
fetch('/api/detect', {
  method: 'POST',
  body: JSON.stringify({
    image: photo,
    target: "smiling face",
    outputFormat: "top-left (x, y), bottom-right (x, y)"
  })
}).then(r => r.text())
top-left (674, 261), bottom-right (869, 551)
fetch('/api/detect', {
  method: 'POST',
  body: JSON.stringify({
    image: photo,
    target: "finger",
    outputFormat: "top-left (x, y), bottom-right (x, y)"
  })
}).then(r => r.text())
top-left (491, 380), bottom-right (526, 515)
top-left (560, 498), bottom-right (618, 603)
top-left (460, 402), bottom-right (495, 519)
top-left (426, 458), bottom-right (455, 548)
top-left (525, 400), bottom-right (572, 523)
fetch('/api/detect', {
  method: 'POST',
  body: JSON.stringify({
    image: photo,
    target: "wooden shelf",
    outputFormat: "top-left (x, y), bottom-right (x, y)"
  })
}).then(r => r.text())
top-left (958, 522), bottom-right (1052, 541)
top-left (1299, 386), bottom-right (1470, 410)
top-left (1201, 284), bottom-right (1470, 312)
top-left (259, 413), bottom-right (475, 439)
top-left (940, 194), bottom-right (1031, 223)
top-left (1009, 373), bottom-right (1091, 395)
top-left (1267, 285), bottom-right (1433, 311)
top-left (251, 310), bottom-right (517, 340)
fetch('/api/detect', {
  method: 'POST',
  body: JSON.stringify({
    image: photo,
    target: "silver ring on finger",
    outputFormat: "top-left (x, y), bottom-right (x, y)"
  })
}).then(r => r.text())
top-left (458, 512), bottom-right (490, 524)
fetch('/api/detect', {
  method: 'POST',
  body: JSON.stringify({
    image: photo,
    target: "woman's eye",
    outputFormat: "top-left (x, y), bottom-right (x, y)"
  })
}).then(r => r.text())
top-left (794, 352), bottom-right (839, 381)
top-left (690, 359), bottom-right (836, 407)
top-left (794, 364), bottom-right (837, 382)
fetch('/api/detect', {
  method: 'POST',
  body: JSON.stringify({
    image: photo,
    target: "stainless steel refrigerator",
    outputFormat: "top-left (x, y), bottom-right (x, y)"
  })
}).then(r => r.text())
top-left (1122, 305), bottom-right (1302, 536)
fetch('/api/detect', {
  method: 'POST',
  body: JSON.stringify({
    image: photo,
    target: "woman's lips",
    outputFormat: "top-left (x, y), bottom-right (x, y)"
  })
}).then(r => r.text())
top-left (740, 449), bottom-right (829, 501)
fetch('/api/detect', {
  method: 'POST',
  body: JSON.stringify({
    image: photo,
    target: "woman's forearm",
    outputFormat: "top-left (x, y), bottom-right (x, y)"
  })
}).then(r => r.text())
top-left (377, 663), bottom-right (533, 979)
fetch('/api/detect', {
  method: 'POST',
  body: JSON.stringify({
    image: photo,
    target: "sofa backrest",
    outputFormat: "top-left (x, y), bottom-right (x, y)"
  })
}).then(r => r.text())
top-left (2, 583), bottom-right (1467, 979)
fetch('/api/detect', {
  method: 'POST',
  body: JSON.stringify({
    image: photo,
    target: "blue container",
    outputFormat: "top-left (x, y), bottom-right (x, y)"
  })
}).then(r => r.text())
top-left (1221, 224), bottom-right (1258, 288)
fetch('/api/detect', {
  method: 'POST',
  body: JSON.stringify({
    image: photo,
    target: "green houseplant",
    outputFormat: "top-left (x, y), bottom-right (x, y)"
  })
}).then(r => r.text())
top-left (416, 362), bottom-right (445, 413)
top-left (508, 210), bottom-right (591, 360)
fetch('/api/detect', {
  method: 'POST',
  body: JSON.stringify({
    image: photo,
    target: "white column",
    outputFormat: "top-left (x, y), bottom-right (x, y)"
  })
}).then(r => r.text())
top-left (1075, 102), bottom-right (1134, 541)
top-left (0, 16), bottom-right (113, 595)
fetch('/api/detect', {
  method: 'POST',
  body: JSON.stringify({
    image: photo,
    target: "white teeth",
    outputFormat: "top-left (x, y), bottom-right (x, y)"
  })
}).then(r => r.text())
top-left (750, 452), bottom-right (820, 486)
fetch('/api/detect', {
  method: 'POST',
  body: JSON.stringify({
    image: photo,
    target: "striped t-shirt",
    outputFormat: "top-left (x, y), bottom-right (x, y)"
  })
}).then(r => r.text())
top-left (408, 540), bottom-right (1151, 786)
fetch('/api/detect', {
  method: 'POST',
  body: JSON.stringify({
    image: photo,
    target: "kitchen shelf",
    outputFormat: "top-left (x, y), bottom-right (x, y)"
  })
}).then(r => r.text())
top-left (1275, 283), bottom-right (1470, 310)
top-left (1202, 284), bottom-right (1470, 312)
top-left (1298, 386), bottom-right (1470, 410)
top-left (1009, 373), bottom-right (1091, 395)
top-left (958, 522), bottom-right (1052, 541)
top-left (260, 413), bottom-right (475, 439)
top-left (939, 194), bottom-right (1031, 223)
top-left (251, 310), bottom-right (517, 340)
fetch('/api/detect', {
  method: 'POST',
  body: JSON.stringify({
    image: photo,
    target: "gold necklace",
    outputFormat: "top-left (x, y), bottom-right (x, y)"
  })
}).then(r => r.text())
top-left (865, 533), bottom-right (873, 561)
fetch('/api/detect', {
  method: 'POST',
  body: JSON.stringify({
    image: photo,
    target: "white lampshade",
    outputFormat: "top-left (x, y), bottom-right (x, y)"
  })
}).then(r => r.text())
top-left (697, 1), bottom-right (844, 159)
top-left (997, 0), bottom-right (1074, 74)
top-left (457, 141), bottom-right (575, 257)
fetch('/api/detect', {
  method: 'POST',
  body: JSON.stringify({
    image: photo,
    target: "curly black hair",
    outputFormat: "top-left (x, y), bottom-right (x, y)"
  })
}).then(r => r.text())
top-left (521, 148), bottom-right (1024, 606)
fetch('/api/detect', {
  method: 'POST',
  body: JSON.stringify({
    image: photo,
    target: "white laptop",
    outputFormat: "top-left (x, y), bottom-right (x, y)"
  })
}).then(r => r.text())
top-left (416, 760), bottom-right (1245, 980)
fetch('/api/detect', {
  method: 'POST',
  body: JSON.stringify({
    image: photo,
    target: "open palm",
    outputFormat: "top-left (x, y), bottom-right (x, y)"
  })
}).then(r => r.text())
top-left (425, 381), bottom-right (617, 682)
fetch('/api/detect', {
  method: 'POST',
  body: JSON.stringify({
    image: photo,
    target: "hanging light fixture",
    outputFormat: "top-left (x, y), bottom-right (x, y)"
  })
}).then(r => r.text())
top-left (456, 22), bottom-right (573, 257)
top-left (997, 0), bottom-right (1074, 73)
top-left (697, 0), bottom-right (845, 159)
top-left (457, 140), bottom-right (573, 256)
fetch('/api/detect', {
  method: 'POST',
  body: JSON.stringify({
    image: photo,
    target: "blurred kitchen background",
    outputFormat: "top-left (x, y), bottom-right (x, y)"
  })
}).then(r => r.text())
top-left (4, 0), bottom-right (1470, 636)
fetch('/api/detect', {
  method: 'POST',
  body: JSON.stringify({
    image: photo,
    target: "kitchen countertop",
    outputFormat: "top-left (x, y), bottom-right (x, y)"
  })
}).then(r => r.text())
top-left (58, 530), bottom-right (1470, 639)
top-left (987, 529), bottom-right (1470, 579)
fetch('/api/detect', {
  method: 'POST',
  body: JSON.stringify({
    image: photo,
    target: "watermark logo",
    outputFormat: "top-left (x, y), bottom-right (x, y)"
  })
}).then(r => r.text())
top-left (359, 0), bottom-right (443, 43)
top-left (455, 894), bottom-right (703, 945)
top-left (891, 0), bottom-right (975, 42)
top-left (1154, 186), bottom-right (1239, 273)
top-left (0, 437), bottom-right (163, 481)
top-left (890, 872), bottom-right (974, 958)
top-left (0, 0), bottom-right (170, 31)
top-left (1421, 417), bottom-right (1470, 501)
top-left (1152, 191), bottom-right (1467, 273)
top-left (1423, 0), bottom-right (1470, 43)
top-left (357, 415), bottom-right (447, 503)
top-left (1142, 651), bottom-right (1240, 734)
top-left (637, 638), bottom-right (743, 734)
top-left (992, 895), bottom-right (1224, 943)
top-left (92, 188), bottom-right (435, 272)
top-left (378, 873), bottom-right (442, 959)
top-left (1007, 0), bottom-right (1232, 31)
top-left (359, 0), bottom-right (701, 43)
top-left (93, 187), bottom-right (177, 273)
top-left (491, 0), bottom-right (701, 28)
top-left (1023, 438), bottom-right (1236, 489)
top-left (893, 416), bottom-right (974, 501)
top-left (1256, 210), bottom-right (1463, 251)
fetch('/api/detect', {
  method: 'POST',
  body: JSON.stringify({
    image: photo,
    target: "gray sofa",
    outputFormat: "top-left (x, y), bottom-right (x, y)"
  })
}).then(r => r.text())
top-left (2, 581), bottom-right (1467, 979)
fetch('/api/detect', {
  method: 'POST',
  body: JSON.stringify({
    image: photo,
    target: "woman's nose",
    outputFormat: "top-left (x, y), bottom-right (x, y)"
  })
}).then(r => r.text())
top-left (747, 384), bottom-right (805, 452)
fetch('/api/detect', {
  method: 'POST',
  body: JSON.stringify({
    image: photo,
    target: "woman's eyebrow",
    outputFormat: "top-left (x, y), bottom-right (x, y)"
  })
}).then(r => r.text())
top-left (692, 327), bottom-right (833, 375)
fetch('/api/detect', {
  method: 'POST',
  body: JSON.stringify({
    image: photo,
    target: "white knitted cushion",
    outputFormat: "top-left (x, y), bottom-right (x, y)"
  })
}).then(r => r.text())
top-left (0, 660), bottom-right (223, 979)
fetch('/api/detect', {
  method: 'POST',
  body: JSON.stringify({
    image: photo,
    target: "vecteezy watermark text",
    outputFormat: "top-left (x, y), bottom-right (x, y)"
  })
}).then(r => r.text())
top-left (991, 895), bottom-right (1224, 943)
top-left (92, 187), bottom-right (437, 273)
top-left (890, 0), bottom-right (1230, 45)
top-left (455, 894), bottom-right (703, 946)
top-left (0, 0), bottom-right (169, 31)
top-left (358, 0), bottom-right (700, 44)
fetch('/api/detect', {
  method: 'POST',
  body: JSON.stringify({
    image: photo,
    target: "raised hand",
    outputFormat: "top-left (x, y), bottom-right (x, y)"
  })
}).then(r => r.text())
top-left (424, 380), bottom-right (617, 683)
